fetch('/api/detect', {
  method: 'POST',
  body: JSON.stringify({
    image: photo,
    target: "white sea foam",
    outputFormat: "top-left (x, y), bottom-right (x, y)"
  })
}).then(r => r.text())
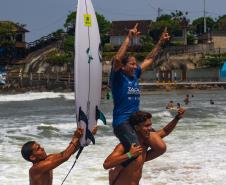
top-left (1, 90), bottom-right (226, 185)
top-left (62, 92), bottom-right (75, 100)
top-left (0, 92), bottom-right (74, 102)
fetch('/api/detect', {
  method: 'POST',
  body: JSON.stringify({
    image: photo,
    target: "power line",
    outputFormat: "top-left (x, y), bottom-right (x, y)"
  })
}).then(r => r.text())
top-left (144, 0), bottom-right (224, 19)
top-left (204, 0), bottom-right (206, 33)
top-left (96, 7), bottom-right (156, 18)
top-left (31, 15), bottom-right (66, 32)
top-left (146, 0), bottom-right (158, 11)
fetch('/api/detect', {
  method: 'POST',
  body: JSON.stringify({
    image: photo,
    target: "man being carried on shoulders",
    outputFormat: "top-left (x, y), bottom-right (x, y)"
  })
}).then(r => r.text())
top-left (109, 23), bottom-right (170, 166)
top-left (103, 108), bottom-right (185, 185)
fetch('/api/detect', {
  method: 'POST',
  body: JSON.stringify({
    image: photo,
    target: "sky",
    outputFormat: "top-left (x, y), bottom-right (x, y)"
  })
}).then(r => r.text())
top-left (0, 0), bottom-right (225, 42)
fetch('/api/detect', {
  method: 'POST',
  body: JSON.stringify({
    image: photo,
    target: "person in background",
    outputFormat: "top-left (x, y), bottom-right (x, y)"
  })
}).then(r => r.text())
top-left (177, 103), bottom-right (181, 109)
top-left (184, 94), bottom-right (190, 105)
top-left (210, 99), bottom-right (214, 105)
top-left (174, 72), bottom-right (177, 81)
top-left (166, 100), bottom-right (174, 109)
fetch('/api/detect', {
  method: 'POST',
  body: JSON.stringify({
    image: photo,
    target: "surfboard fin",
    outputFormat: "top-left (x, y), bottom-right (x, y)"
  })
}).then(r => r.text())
top-left (86, 129), bottom-right (95, 144)
top-left (96, 106), bottom-right (107, 125)
top-left (78, 107), bottom-right (95, 145)
top-left (78, 107), bottom-right (88, 125)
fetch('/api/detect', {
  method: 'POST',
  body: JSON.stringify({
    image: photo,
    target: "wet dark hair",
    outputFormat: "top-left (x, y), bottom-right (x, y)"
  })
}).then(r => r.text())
top-left (21, 141), bottom-right (35, 162)
top-left (129, 111), bottom-right (152, 128)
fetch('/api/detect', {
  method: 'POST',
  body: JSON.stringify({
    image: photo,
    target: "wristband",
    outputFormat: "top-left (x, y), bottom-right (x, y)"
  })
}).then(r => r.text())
top-left (126, 152), bottom-right (132, 159)
top-left (70, 141), bottom-right (76, 148)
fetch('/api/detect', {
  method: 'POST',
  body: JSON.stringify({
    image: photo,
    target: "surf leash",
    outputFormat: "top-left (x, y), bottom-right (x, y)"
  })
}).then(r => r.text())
top-left (60, 146), bottom-right (84, 185)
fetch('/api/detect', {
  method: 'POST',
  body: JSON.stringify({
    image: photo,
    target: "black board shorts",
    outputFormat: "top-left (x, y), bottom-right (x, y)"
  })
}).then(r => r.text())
top-left (113, 120), bottom-right (140, 166)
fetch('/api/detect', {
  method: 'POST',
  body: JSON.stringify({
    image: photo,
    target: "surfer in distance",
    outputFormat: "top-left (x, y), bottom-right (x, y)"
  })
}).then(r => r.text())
top-left (166, 100), bottom-right (175, 109)
top-left (109, 23), bottom-right (170, 166)
top-left (210, 99), bottom-right (214, 105)
top-left (103, 108), bottom-right (185, 185)
top-left (184, 94), bottom-right (190, 105)
top-left (21, 127), bottom-right (96, 185)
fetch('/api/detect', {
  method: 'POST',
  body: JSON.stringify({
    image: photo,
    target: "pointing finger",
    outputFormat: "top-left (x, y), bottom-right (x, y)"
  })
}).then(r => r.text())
top-left (134, 23), bottom-right (139, 29)
top-left (164, 27), bottom-right (167, 33)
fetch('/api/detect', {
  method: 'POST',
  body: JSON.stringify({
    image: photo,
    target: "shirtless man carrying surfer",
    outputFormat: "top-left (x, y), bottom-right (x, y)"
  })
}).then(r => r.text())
top-left (103, 108), bottom-right (185, 185)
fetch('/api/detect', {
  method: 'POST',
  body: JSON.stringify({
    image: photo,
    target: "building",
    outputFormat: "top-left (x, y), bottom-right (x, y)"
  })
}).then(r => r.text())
top-left (170, 26), bottom-right (189, 45)
top-left (211, 31), bottom-right (226, 49)
top-left (109, 20), bottom-right (152, 49)
top-left (0, 21), bottom-right (29, 61)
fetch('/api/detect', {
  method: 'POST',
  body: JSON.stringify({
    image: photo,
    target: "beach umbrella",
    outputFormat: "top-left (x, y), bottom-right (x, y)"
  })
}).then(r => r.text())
top-left (220, 62), bottom-right (226, 78)
top-left (0, 66), bottom-right (6, 85)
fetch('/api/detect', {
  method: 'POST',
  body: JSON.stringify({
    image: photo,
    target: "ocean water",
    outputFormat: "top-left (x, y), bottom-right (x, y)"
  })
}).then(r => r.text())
top-left (0, 90), bottom-right (226, 185)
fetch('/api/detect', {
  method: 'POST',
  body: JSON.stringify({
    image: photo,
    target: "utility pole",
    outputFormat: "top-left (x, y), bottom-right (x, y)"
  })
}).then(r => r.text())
top-left (203, 0), bottom-right (207, 33)
top-left (157, 8), bottom-right (163, 18)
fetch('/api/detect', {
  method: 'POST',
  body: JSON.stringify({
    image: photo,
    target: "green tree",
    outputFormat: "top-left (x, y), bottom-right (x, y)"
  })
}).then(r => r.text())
top-left (187, 31), bottom-right (197, 45)
top-left (140, 34), bottom-right (154, 51)
top-left (64, 12), bottom-right (76, 34)
top-left (52, 29), bottom-right (64, 38)
top-left (0, 22), bottom-right (20, 59)
top-left (150, 10), bottom-right (189, 42)
top-left (216, 15), bottom-right (226, 31)
top-left (192, 17), bottom-right (216, 34)
top-left (96, 13), bottom-right (111, 46)
top-left (150, 18), bottom-right (180, 42)
top-left (64, 35), bottom-right (74, 53)
top-left (171, 10), bottom-right (189, 25)
top-left (0, 22), bottom-right (17, 47)
top-left (203, 53), bottom-right (226, 67)
top-left (64, 11), bottom-right (111, 45)
top-left (103, 43), bottom-right (114, 52)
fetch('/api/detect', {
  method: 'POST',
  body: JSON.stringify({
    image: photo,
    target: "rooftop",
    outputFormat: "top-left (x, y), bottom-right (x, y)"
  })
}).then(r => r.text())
top-left (0, 21), bottom-right (29, 33)
top-left (110, 20), bottom-right (152, 36)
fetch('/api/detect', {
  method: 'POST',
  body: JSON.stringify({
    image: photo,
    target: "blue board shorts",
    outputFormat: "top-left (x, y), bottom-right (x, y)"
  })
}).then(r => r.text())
top-left (113, 120), bottom-right (140, 166)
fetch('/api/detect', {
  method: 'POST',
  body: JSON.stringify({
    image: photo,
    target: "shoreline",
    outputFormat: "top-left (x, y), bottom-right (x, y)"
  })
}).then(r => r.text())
top-left (0, 83), bottom-right (225, 95)
top-left (140, 83), bottom-right (226, 91)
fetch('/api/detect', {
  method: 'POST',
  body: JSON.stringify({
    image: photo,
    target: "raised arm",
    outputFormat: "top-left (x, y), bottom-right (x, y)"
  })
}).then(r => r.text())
top-left (145, 108), bottom-right (185, 162)
top-left (141, 27), bottom-right (170, 72)
top-left (113, 23), bottom-right (140, 71)
top-left (31, 128), bottom-right (83, 173)
top-left (103, 144), bottom-right (143, 169)
top-left (156, 108), bottom-right (185, 138)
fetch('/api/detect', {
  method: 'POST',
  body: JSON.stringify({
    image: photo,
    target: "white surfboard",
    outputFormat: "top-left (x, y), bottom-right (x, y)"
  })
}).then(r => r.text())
top-left (75, 0), bottom-right (106, 146)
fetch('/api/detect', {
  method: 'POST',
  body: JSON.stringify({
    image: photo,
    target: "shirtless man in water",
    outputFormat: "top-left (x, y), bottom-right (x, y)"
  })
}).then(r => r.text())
top-left (103, 108), bottom-right (185, 185)
top-left (21, 128), bottom-right (84, 185)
